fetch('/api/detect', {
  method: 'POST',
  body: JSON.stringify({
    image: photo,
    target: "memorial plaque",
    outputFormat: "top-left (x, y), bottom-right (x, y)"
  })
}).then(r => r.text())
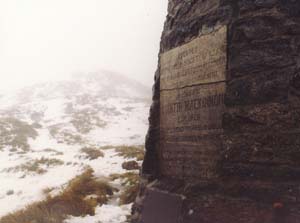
top-left (160, 26), bottom-right (227, 90)
top-left (141, 189), bottom-right (183, 223)
top-left (159, 26), bottom-right (227, 180)
top-left (136, 1), bottom-right (300, 222)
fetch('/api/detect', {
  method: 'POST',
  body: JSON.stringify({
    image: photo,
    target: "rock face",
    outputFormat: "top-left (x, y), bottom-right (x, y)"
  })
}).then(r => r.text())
top-left (133, 1), bottom-right (300, 223)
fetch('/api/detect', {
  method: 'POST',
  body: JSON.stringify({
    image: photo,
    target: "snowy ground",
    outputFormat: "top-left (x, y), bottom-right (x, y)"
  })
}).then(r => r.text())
top-left (65, 204), bottom-right (133, 223)
top-left (0, 147), bottom-right (140, 219)
top-left (0, 72), bottom-right (150, 222)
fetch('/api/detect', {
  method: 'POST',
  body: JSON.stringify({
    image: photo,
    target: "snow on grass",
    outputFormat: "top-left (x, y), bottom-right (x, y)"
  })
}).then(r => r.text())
top-left (90, 149), bottom-right (130, 178)
top-left (88, 101), bottom-right (148, 146)
top-left (0, 146), bottom-right (140, 218)
top-left (0, 74), bottom-right (149, 221)
top-left (64, 204), bottom-right (132, 223)
top-left (0, 162), bottom-right (81, 217)
top-left (43, 98), bottom-right (69, 124)
top-left (28, 128), bottom-right (71, 152)
top-left (0, 123), bottom-right (145, 219)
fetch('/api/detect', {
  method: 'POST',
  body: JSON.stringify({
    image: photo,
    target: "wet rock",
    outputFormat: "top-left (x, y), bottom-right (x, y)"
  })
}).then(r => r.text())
top-left (122, 161), bottom-right (139, 170)
top-left (6, 190), bottom-right (14, 196)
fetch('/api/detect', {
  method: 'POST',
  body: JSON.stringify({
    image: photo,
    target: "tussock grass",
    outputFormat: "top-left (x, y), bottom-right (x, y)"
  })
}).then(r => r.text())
top-left (43, 148), bottom-right (64, 156)
top-left (110, 172), bottom-right (140, 205)
top-left (0, 117), bottom-right (38, 151)
top-left (0, 168), bottom-right (116, 223)
top-left (120, 184), bottom-right (140, 205)
top-left (71, 110), bottom-right (107, 134)
top-left (80, 147), bottom-right (104, 160)
top-left (4, 158), bottom-right (64, 175)
top-left (100, 145), bottom-right (145, 161)
top-left (49, 125), bottom-right (85, 145)
top-left (60, 131), bottom-right (84, 145)
top-left (115, 145), bottom-right (144, 161)
top-left (42, 187), bottom-right (55, 196)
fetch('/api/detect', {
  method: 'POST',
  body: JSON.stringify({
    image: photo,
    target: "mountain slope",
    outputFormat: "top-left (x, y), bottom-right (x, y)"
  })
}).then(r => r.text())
top-left (0, 71), bottom-right (150, 221)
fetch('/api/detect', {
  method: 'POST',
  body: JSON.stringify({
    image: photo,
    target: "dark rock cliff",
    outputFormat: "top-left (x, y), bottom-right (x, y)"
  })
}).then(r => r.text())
top-left (133, 1), bottom-right (300, 222)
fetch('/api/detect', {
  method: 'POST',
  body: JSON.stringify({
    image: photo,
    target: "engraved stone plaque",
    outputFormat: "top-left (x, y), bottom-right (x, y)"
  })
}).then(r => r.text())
top-left (159, 26), bottom-right (227, 180)
top-left (141, 189), bottom-right (183, 223)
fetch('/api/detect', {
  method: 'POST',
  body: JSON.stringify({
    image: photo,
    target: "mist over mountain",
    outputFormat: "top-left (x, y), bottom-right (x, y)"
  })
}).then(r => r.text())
top-left (2, 70), bottom-right (150, 105)
top-left (0, 70), bottom-right (150, 219)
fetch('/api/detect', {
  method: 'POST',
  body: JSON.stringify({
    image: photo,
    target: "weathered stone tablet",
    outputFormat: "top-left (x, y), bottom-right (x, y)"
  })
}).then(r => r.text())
top-left (159, 26), bottom-right (226, 180)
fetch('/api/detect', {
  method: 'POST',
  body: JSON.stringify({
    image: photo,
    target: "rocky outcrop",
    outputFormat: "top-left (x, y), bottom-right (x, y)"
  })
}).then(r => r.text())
top-left (133, 1), bottom-right (300, 222)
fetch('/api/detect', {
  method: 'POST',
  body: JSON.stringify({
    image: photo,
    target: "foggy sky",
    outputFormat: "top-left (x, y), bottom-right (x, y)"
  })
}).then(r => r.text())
top-left (0, 0), bottom-right (168, 91)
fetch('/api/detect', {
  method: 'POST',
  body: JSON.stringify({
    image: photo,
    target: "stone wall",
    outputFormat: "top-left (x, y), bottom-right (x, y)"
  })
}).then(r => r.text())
top-left (133, 1), bottom-right (300, 222)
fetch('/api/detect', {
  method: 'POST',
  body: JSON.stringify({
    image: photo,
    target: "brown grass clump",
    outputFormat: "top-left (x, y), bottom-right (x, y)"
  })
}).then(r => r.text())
top-left (80, 147), bottom-right (104, 160)
top-left (120, 184), bottom-right (139, 206)
top-left (110, 172), bottom-right (140, 205)
top-left (115, 145), bottom-right (144, 161)
top-left (4, 158), bottom-right (64, 175)
top-left (49, 124), bottom-right (85, 145)
top-left (43, 148), bottom-right (64, 156)
top-left (0, 168), bottom-right (116, 223)
top-left (0, 117), bottom-right (38, 152)
top-left (99, 145), bottom-right (144, 161)
top-left (70, 110), bottom-right (107, 134)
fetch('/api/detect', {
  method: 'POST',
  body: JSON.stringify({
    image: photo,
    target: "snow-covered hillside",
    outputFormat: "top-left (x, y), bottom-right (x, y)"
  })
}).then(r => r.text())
top-left (0, 71), bottom-right (150, 222)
